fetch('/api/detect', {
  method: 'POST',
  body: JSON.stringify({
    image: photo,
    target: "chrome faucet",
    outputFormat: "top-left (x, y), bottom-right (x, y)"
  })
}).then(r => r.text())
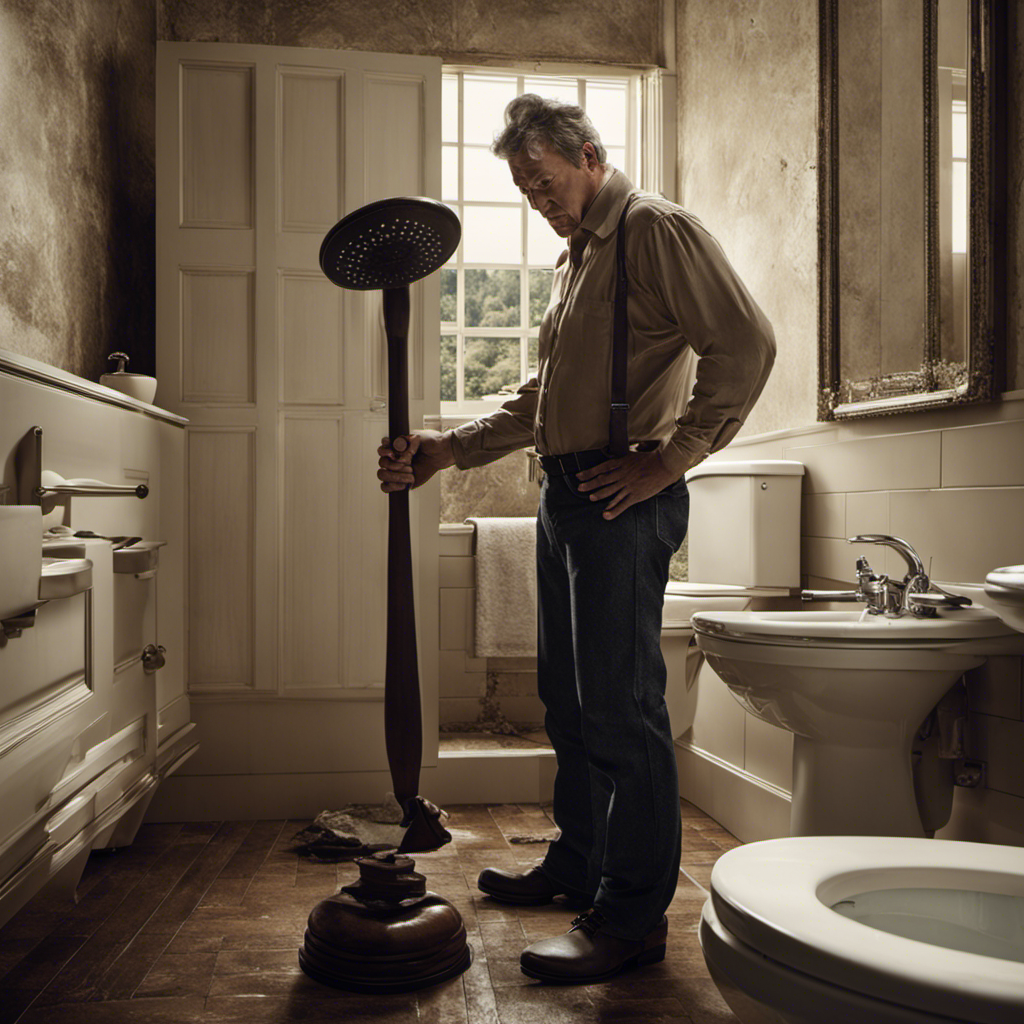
top-left (802, 534), bottom-right (971, 618)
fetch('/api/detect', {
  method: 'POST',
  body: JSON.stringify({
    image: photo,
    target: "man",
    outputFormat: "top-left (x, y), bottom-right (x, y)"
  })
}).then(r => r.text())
top-left (377, 94), bottom-right (775, 983)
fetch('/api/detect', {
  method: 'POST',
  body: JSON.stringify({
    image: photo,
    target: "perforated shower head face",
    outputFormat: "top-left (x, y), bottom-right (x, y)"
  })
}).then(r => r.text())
top-left (319, 197), bottom-right (461, 291)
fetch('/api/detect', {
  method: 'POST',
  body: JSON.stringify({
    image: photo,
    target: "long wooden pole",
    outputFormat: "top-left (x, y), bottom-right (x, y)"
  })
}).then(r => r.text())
top-left (382, 286), bottom-right (421, 806)
top-left (382, 286), bottom-right (450, 852)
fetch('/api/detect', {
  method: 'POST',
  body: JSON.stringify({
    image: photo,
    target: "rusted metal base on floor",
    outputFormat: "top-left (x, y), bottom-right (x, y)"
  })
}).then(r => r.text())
top-left (299, 850), bottom-right (472, 994)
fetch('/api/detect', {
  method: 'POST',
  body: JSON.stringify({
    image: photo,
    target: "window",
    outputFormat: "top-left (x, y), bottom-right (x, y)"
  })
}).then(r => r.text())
top-left (950, 87), bottom-right (968, 256)
top-left (440, 68), bottom-right (638, 413)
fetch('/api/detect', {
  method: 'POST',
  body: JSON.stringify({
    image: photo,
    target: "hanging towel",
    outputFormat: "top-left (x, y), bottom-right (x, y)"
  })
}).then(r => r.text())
top-left (466, 517), bottom-right (537, 657)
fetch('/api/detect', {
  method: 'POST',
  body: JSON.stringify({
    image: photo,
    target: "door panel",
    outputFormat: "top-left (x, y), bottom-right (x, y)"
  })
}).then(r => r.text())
top-left (157, 43), bottom-right (440, 733)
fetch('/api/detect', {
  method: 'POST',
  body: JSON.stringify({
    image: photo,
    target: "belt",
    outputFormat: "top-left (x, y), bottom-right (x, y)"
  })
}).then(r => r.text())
top-left (538, 449), bottom-right (609, 477)
top-left (538, 442), bottom-right (660, 477)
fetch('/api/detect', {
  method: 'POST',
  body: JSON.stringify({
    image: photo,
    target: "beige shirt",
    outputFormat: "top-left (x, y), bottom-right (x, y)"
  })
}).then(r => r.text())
top-left (450, 169), bottom-right (776, 477)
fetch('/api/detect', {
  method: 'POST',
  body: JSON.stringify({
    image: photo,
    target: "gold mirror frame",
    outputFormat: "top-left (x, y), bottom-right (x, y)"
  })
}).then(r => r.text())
top-left (818, 0), bottom-right (1007, 420)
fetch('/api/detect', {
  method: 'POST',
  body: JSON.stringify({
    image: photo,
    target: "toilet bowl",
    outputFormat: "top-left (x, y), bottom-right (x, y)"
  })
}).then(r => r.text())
top-left (659, 460), bottom-right (805, 740)
top-left (699, 835), bottom-right (1024, 1024)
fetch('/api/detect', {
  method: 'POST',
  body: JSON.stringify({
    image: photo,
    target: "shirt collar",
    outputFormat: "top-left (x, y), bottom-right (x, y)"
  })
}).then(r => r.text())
top-left (574, 167), bottom-right (637, 244)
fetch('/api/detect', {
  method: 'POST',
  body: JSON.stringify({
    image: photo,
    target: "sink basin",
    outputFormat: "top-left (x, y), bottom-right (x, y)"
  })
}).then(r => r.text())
top-left (692, 606), bottom-right (1022, 837)
top-left (983, 565), bottom-right (1024, 633)
top-left (1, 506), bottom-right (43, 620)
top-left (40, 557), bottom-right (93, 600)
top-left (692, 607), bottom-right (1021, 647)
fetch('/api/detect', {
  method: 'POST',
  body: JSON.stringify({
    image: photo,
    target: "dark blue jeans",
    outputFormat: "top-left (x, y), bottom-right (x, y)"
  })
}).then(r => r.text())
top-left (536, 458), bottom-right (689, 941)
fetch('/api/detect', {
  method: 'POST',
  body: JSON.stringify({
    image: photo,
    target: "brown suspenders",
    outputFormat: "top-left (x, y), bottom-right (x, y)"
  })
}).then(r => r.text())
top-left (608, 193), bottom-right (636, 457)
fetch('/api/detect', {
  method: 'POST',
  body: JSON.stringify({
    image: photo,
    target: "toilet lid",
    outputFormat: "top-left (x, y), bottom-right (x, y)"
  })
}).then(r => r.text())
top-left (710, 836), bottom-right (1024, 1023)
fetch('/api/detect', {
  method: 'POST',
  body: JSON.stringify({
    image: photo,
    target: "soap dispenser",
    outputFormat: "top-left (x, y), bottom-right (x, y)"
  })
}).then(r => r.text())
top-left (99, 351), bottom-right (157, 404)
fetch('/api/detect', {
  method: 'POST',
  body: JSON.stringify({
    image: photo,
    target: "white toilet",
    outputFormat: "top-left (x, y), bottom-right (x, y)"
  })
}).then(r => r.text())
top-left (700, 835), bottom-right (1024, 1024)
top-left (660, 459), bottom-right (804, 739)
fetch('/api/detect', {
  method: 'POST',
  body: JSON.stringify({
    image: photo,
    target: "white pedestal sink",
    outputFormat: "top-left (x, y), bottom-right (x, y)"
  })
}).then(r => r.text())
top-left (692, 608), bottom-right (1024, 838)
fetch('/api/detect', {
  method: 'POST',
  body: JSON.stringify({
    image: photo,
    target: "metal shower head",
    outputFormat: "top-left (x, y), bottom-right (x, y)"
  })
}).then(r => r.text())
top-left (319, 196), bottom-right (461, 291)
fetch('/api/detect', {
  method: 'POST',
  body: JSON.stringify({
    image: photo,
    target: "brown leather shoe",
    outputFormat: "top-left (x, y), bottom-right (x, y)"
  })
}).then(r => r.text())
top-left (519, 910), bottom-right (667, 983)
top-left (477, 865), bottom-right (591, 907)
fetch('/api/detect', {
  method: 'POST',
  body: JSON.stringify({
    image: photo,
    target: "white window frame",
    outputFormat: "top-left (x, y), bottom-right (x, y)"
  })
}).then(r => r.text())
top-left (440, 63), bottom-right (668, 418)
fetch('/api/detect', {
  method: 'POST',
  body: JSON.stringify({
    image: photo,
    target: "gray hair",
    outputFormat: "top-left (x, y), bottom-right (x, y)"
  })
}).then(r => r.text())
top-left (491, 93), bottom-right (606, 167)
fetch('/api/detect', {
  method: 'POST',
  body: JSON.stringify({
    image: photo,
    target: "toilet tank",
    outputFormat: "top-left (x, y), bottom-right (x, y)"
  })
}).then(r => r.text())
top-left (684, 460), bottom-right (804, 588)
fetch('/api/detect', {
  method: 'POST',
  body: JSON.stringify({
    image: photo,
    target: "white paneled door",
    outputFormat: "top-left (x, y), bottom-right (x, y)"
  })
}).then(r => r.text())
top-left (156, 44), bottom-right (441, 733)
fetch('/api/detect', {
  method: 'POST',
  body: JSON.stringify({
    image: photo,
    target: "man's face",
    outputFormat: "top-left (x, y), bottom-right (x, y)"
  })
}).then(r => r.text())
top-left (507, 142), bottom-right (604, 237)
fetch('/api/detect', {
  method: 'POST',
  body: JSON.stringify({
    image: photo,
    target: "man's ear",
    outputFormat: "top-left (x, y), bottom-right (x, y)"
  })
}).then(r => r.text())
top-left (581, 142), bottom-right (600, 170)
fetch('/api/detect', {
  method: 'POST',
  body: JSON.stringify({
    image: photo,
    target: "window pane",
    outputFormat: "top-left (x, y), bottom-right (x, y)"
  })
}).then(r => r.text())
top-left (528, 335), bottom-right (539, 377)
top-left (464, 337), bottom-right (522, 398)
top-left (464, 146), bottom-right (514, 202)
top-left (440, 268), bottom-right (457, 324)
top-left (606, 146), bottom-right (626, 171)
top-left (465, 269), bottom-right (521, 327)
top-left (464, 206), bottom-right (521, 264)
top-left (529, 269), bottom-right (553, 327)
top-left (952, 160), bottom-right (968, 255)
top-left (952, 102), bottom-right (968, 160)
top-left (442, 75), bottom-right (458, 142)
top-left (440, 334), bottom-right (457, 401)
top-left (586, 82), bottom-right (627, 146)
top-left (528, 212), bottom-right (567, 267)
top-left (442, 145), bottom-right (458, 202)
top-left (524, 76), bottom-right (579, 105)
top-left (464, 75), bottom-right (516, 145)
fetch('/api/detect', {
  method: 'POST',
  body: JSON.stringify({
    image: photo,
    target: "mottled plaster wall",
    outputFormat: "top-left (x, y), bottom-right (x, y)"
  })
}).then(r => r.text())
top-left (157, 0), bottom-right (665, 66)
top-left (0, 0), bottom-right (156, 380)
top-left (674, 1), bottom-right (1022, 439)
top-left (675, 0), bottom-right (820, 436)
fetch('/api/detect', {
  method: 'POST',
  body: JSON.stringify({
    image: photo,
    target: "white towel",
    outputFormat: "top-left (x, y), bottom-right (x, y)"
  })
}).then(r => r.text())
top-left (467, 517), bottom-right (537, 658)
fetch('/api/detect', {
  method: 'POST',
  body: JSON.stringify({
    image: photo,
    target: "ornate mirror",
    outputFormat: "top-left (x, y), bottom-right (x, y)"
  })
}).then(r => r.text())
top-left (818, 0), bottom-right (1007, 419)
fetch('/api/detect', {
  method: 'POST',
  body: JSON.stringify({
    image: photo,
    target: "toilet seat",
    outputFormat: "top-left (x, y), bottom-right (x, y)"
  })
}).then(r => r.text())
top-left (707, 836), bottom-right (1024, 1023)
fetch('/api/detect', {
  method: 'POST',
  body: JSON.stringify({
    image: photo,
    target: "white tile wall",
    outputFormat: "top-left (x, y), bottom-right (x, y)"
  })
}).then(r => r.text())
top-left (439, 588), bottom-right (473, 651)
top-left (803, 492), bottom-right (846, 537)
top-left (787, 431), bottom-right (942, 493)
top-left (966, 657), bottom-right (1023, 720)
top-left (689, 665), bottom-right (746, 768)
top-left (941, 420), bottom-right (1024, 487)
top-left (437, 526), bottom-right (544, 728)
top-left (972, 714), bottom-right (1024, 799)
top-left (845, 489), bottom-right (890, 537)
top-left (801, 536), bottom-right (857, 584)
top-left (889, 487), bottom-right (1024, 582)
top-left (438, 553), bottom-right (474, 588)
top-left (744, 715), bottom-right (794, 791)
top-left (438, 649), bottom-right (486, 696)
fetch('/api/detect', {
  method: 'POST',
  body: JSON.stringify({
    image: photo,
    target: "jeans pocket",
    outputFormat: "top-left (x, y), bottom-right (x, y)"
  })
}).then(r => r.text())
top-left (655, 482), bottom-right (689, 552)
top-left (560, 473), bottom-right (598, 505)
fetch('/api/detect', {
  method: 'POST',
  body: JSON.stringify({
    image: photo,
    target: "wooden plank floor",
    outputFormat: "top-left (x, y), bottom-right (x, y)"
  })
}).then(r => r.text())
top-left (0, 802), bottom-right (740, 1023)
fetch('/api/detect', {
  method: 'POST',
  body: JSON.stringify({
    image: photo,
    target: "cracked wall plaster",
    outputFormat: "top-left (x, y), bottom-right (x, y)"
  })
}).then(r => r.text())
top-left (0, 0), bottom-right (156, 381)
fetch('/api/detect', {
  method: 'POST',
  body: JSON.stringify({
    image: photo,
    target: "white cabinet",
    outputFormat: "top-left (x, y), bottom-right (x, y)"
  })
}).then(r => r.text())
top-left (0, 352), bottom-right (191, 927)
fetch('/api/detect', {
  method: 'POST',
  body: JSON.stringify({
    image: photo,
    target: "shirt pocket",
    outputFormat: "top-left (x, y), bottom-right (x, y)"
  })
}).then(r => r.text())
top-left (555, 297), bottom-right (614, 362)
